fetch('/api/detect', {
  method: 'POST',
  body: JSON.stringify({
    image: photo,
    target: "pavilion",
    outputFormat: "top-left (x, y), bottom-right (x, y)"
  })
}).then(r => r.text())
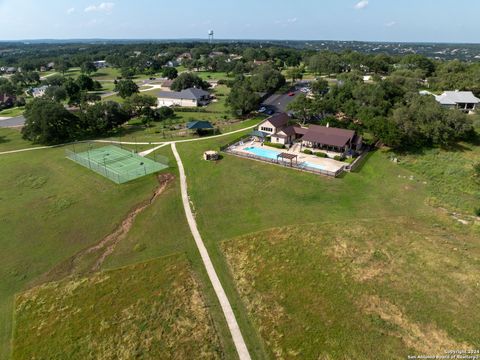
top-left (277, 152), bottom-right (298, 167)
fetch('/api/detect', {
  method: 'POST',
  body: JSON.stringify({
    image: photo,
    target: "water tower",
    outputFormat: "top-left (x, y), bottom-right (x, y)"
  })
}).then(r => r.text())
top-left (208, 30), bottom-right (214, 43)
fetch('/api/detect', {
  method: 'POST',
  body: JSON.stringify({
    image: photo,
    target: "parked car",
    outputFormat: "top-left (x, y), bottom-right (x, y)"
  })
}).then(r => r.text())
top-left (258, 106), bottom-right (267, 113)
top-left (288, 92), bottom-right (295, 97)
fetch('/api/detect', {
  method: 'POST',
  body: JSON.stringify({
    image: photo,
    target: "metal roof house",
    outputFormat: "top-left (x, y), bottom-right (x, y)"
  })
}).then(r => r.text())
top-left (157, 88), bottom-right (211, 108)
top-left (434, 91), bottom-right (480, 113)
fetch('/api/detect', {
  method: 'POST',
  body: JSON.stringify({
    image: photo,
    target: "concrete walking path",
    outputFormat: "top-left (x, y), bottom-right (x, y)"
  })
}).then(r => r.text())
top-left (171, 143), bottom-right (251, 360)
top-left (0, 122), bottom-right (258, 156)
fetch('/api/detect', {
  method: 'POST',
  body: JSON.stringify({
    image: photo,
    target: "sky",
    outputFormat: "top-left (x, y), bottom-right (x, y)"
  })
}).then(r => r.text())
top-left (0, 0), bottom-right (479, 43)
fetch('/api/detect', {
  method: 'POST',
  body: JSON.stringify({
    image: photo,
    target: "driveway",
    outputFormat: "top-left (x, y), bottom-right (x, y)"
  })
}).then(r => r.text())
top-left (262, 89), bottom-right (302, 113)
top-left (0, 116), bottom-right (25, 128)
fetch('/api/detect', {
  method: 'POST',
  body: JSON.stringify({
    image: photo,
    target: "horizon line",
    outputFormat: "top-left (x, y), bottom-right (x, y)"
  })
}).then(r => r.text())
top-left (0, 38), bottom-right (480, 45)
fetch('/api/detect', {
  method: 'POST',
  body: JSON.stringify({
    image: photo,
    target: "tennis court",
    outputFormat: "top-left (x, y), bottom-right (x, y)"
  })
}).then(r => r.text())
top-left (66, 145), bottom-right (168, 184)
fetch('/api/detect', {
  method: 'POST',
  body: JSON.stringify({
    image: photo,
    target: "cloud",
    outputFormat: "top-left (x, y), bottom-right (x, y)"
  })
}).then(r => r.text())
top-left (287, 17), bottom-right (298, 23)
top-left (354, 0), bottom-right (369, 10)
top-left (84, 2), bottom-right (115, 13)
top-left (66, 7), bottom-right (75, 14)
top-left (385, 21), bottom-right (397, 27)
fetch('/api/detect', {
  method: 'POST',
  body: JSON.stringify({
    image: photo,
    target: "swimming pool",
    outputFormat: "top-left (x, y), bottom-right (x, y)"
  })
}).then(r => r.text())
top-left (301, 162), bottom-right (326, 171)
top-left (243, 146), bottom-right (281, 160)
top-left (243, 147), bottom-right (327, 171)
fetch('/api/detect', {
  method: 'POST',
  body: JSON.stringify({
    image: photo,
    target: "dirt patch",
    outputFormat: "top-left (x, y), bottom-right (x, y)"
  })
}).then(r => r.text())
top-left (34, 173), bottom-right (175, 285)
top-left (358, 295), bottom-right (472, 354)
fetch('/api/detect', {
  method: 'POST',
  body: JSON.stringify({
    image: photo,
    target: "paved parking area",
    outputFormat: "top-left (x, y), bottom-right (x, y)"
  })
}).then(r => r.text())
top-left (0, 116), bottom-right (25, 128)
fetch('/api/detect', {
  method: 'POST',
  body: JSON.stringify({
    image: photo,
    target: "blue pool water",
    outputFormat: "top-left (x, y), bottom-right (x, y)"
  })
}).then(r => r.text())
top-left (243, 146), bottom-right (326, 171)
top-left (302, 162), bottom-right (326, 171)
top-left (243, 146), bottom-right (280, 160)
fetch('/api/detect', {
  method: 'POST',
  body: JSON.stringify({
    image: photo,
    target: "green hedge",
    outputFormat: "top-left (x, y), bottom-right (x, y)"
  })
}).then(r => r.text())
top-left (315, 152), bottom-right (327, 158)
top-left (264, 141), bottom-right (285, 149)
top-left (334, 155), bottom-right (345, 161)
top-left (303, 149), bottom-right (313, 155)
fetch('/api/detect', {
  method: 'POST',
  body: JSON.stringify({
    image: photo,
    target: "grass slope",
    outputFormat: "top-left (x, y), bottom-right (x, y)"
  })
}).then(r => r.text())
top-left (0, 128), bottom-right (40, 153)
top-left (176, 132), bottom-right (480, 358)
top-left (0, 147), bottom-right (159, 358)
top-left (222, 220), bottom-right (479, 359)
top-left (13, 256), bottom-right (222, 359)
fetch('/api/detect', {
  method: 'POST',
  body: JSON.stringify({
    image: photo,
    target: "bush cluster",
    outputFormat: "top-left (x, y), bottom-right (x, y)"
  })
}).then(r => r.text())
top-left (264, 141), bottom-right (285, 149)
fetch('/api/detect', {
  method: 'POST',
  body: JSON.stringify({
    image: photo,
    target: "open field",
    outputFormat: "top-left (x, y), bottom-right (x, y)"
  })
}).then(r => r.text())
top-left (13, 255), bottom-right (223, 359)
top-left (0, 128), bottom-right (41, 152)
top-left (394, 140), bottom-right (480, 214)
top-left (222, 219), bottom-right (480, 359)
top-left (0, 147), bottom-right (160, 358)
top-left (0, 107), bottom-right (24, 117)
top-left (175, 131), bottom-right (480, 358)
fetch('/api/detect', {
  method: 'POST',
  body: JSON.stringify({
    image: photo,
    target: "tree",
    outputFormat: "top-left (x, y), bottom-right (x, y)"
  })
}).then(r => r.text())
top-left (121, 67), bottom-right (135, 79)
top-left (22, 98), bottom-right (79, 144)
top-left (390, 95), bottom-right (473, 147)
top-left (286, 94), bottom-right (314, 125)
top-left (55, 59), bottom-right (70, 75)
top-left (64, 78), bottom-right (81, 105)
top-left (286, 67), bottom-right (304, 83)
top-left (310, 79), bottom-right (329, 97)
top-left (162, 67), bottom-right (178, 80)
top-left (249, 65), bottom-right (285, 93)
top-left (44, 85), bottom-right (67, 102)
top-left (123, 94), bottom-right (157, 117)
top-left (226, 80), bottom-right (260, 115)
top-left (81, 61), bottom-right (97, 75)
top-left (156, 106), bottom-right (175, 120)
top-left (77, 74), bottom-right (95, 91)
top-left (79, 101), bottom-right (130, 135)
top-left (170, 72), bottom-right (209, 91)
top-left (115, 79), bottom-right (139, 98)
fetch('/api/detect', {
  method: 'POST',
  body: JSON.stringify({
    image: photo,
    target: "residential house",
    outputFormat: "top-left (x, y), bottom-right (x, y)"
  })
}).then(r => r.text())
top-left (93, 60), bottom-right (108, 69)
top-left (434, 91), bottom-right (480, 113)
top-left (270, 125), bottom-right (308, 145)
top-left (157, 87), bottom-right (211, 107)
top-left (176, 52), bottom-right (192, 64)
top-left (258, 113), bottom-right (290, 136)
top-left (30, 85), bottom-right (49, 98)
top-left (165, 60), bottom-right (179, 68)
top-left (301, 125), bottom-right (363, 153)
top-left (257, 113), bottom-right (363, 153)
top-left (0, 93), bottom-right (16, 108)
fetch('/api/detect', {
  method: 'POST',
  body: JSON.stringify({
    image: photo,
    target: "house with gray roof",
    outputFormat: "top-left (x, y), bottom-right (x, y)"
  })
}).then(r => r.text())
top-left (157, 88), bottom-right (211, 108)
top-left (434, 91), bottom-right (480, 113)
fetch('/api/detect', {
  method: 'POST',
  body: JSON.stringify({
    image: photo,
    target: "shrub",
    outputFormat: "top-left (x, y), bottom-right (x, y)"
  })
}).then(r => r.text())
top-left (264, 141), bottom-right (285, 149)
top-left (315, 152), bottom-right (327, 158)
top-left (475, 207), bottom-right (480, 217)
top-left (303, 149), bottom-right (313, 155)
top-left (334, 155), bottom-right (345, 161)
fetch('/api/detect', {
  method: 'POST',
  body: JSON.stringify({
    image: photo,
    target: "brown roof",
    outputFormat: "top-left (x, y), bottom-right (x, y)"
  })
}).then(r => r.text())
top-left (302, 125), bottom-right (356, 148)
top-left (264, 113), bottom-right (290, 128)
top-left (279, 125), bottom-right (307, 137)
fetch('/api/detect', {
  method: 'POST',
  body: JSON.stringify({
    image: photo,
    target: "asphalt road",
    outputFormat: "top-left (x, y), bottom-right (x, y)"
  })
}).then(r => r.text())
top-left (262, 89), bottom-right (302, 113)
top-left (0, 116), bottom-right (25, 128)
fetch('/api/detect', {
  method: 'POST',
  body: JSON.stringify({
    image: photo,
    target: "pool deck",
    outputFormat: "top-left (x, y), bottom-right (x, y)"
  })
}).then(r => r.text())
top-left (228, 140), bottom-right (345, 174)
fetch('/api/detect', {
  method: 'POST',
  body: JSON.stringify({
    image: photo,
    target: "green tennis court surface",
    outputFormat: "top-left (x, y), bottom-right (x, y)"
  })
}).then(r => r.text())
top-left (66, 145), bottom-right (168, 184)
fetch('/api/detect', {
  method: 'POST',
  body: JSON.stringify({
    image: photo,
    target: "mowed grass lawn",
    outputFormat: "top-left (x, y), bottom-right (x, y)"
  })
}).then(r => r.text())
top-left (0, 146), bottom-right (160, 358)
top-left (176, 133), bottom-right (480, 358)
top-left (0, 128), bottom-right (41, 152)
top-left (13, 255), bottom-right (222, 359)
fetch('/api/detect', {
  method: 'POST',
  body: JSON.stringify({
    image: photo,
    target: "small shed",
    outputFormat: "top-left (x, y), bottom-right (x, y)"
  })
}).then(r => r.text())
top-left (204, 150), bottom-right (219, 161)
